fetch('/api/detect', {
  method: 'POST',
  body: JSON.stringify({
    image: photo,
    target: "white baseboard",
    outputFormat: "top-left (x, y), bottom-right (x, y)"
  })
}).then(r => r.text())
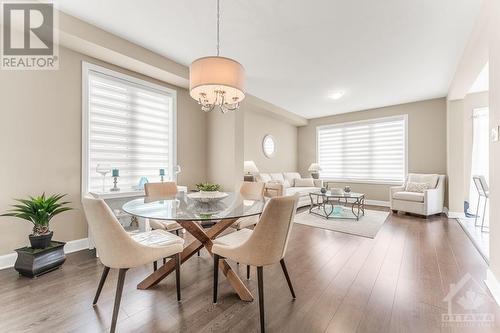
top-left (446, 211), bottom-right (466, 219)
top-left (0, 237), bottom-right (89, 271)
top-left (485, 269), bottom-right (500, 306)
top-left (365, 199), bottom-right (390, 207)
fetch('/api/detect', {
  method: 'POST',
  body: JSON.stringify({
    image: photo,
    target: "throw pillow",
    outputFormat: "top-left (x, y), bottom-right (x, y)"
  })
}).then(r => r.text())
top-left (294, 178), bottom-right (315, 187)
top-left (405, 182), bottom-right (429, 193)
top-left (259, 173), bottom-right (272, 183)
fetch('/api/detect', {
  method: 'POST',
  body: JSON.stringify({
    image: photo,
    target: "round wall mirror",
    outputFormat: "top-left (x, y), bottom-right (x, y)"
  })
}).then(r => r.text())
top-left (262, 134), bottom-right (276, 158)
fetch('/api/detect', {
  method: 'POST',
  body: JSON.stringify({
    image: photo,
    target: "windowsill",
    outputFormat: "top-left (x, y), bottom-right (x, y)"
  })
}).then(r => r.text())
top-left (321, 179), bottom-right (404, 186)
top-left (88, 185), bottom-right (188, 200)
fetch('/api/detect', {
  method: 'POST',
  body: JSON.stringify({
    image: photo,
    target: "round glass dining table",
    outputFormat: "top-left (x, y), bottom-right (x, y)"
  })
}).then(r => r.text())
top-left (122, 192), bottom-right (265, 301)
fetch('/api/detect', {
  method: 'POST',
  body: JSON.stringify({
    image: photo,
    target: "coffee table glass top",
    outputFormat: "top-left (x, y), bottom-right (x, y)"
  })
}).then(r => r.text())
top-left (310, 191), bottom-right (365, 198)
top-left (122, 192), bottom-right (265, 222)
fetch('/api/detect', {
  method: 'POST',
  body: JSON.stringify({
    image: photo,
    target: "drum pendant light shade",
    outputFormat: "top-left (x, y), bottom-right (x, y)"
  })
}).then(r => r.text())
top-left (189, 56), bottom-right (245, 106)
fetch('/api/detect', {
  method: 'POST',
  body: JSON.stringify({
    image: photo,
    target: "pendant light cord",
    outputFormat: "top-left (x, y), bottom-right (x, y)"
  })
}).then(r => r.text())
top-left (216, 0), bottom-right (220, 56)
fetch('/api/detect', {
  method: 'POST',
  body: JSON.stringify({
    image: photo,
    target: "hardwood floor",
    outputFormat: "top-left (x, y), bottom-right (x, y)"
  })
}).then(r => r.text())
top-left (0, 209), bottom-right (499, 332)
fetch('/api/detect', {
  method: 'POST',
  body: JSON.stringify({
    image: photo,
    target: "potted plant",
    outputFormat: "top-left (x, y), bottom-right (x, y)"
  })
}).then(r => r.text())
top-left (196, 182), bottom-right (221, 194)
top-left (1, 193), bottom-right (73, 249)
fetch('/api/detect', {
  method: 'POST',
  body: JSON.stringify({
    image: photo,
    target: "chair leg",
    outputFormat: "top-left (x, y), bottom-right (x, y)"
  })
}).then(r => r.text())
top-left (247, 265), bottom-right (250, 279)
top-left (257, 266), bottom-right (265, 333)
top-left (213, 254), bottom-right (220, 303)
top-left (175, 229), bottom-right (179, 236)
top-left (198, 250), bottom-right (201, 257)
top-left (175, 253), bottom-right (181, 301)
top-left (93, 266), bottom-right (110, 305)
top-left (280, 259), bottom-right (296, 299)
top-left (110, 268), bottom-right (128, 333)
top-left (153, 261), bottom-right (157, 271)
top-left (163, 257), bottom-right (167, 265)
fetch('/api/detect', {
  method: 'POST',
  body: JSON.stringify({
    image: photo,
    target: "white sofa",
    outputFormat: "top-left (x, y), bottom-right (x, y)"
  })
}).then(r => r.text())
top-left (257, 172), bottom-right (323, 207)
top-left (390, 173), bottom-right (446, 217)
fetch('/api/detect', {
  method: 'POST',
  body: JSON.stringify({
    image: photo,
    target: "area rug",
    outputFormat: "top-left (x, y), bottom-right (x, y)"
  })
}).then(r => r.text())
top-left (294, 209), bottom-right (389, 238)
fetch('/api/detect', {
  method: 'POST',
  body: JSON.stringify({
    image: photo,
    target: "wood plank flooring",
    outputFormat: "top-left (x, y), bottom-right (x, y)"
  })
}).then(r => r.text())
top-left (0, 209), bottom-right (499, 332)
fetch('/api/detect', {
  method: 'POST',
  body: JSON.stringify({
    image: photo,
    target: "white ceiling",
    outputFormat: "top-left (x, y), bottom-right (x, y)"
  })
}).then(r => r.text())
top-left (54, 0), bottom-right (482, 119)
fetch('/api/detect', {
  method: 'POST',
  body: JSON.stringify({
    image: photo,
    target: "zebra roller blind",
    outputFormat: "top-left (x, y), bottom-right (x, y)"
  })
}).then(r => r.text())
top-left (317, 115), bottom-right (407, 183)
top-left (84, 65), bottom-right (175, 193)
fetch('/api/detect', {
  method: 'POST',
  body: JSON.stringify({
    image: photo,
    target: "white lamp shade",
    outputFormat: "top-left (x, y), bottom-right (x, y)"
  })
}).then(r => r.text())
top-left (244, 161), bottom-right (259, 173)
top-left (189, 56), bottom-right (245, 105)
top-left (308, 163), bottom-right (322, 172)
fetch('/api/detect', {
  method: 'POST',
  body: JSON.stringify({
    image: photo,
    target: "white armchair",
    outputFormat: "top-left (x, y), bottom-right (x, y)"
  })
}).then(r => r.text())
top-left (390, 174), bottom-right (446, 217)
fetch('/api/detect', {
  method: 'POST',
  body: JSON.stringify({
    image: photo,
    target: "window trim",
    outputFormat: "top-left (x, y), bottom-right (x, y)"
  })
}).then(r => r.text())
top-left (81, 61), bottom-right (177, 197)
top-left (315, 115), bottom-right (408, 185)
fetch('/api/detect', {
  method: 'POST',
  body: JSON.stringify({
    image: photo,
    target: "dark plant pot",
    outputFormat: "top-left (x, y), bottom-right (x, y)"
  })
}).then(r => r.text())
top-left (29, 231), bottom-right (53, 249)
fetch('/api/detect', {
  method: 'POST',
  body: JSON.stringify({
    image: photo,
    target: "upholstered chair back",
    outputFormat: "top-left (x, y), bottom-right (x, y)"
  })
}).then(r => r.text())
top-left (145, 182), bottom-right (178, 197)
top-left (240, 181), bottom-right (265, 200)
top-left (238, 194), bottom-right (298, 266)
top-left (82, 197), bottom-right (147, 269)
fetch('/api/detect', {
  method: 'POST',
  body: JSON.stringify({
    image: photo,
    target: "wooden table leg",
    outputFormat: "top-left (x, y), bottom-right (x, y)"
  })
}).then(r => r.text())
top-left (137, 219), bottom-right (254, 301)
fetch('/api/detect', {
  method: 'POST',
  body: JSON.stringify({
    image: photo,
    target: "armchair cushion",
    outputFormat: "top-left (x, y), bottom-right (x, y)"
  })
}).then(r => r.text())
top-left (405, 182), bottom-right (430, 193)
top-left (392, 191), bottom-right (424, 202)
top-left (407, 173), bottom-right (439, 189)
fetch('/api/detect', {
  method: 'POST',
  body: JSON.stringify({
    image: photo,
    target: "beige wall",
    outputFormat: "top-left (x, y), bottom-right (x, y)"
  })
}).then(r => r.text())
top-left (244, 107), bottom-right (298, 173)
top-left (447, 99), bottom-right (465, 213)
top-left (489, 0), bottom-right (500, 285)
top-left (0, 46), bottom-right (206, 255)
top-left (298, 98), bottom-right (447, 202)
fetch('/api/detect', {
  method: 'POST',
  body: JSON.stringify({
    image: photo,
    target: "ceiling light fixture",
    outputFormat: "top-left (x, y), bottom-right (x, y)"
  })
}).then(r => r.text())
top-left (189, 0), bottom-right (245, 113)
top-left (329, 90), bottom-right (345, 100)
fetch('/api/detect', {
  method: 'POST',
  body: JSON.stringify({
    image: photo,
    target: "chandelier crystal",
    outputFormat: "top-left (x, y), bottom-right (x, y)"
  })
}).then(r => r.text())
top-left (189, 0), bottom-right (245, 113)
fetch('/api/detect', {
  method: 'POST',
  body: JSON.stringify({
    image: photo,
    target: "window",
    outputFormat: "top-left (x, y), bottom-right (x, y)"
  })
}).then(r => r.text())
top-left (82, 62), bottom-right (176, 194)
top-left (317, 115), bottom-right (407, 184)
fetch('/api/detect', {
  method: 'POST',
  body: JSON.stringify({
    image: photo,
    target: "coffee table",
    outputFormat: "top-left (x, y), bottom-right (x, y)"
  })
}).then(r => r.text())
top-left (309, 191), bottom-right (365, 221)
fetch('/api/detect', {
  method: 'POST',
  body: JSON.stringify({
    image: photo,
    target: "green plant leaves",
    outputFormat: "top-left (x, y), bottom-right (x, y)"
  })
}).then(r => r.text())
top-left (0, 193), bottom-right (73, 234)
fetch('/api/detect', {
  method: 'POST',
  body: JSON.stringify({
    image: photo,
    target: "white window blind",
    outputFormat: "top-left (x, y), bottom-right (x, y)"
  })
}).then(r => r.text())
top-left (84, 64), bottom-right (176, 193)
top-left (317, 116), bottom-right (407, 183)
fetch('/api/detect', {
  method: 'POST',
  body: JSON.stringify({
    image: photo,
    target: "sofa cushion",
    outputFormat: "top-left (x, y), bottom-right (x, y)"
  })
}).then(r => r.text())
top-left (285, 186), bottom-right (318, 197)
top-left (393, 191), bottom-right (424, 203)
top-left (259, 173), bottom-right (272, 183)
top-left (284, 172), bottom-right (301, 185)
top-left (270, 173), bottom-right (291, 187)
top-left (294, 178), bottom-right (315, 187)
top-left (407, 173), bottom-right (439, 189)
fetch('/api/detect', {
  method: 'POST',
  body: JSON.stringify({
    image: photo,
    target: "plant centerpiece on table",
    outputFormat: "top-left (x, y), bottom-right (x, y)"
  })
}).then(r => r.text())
top-left (1, 193), bottom-right (73, 249)
top-left (196, 182), bottom-right (221, 194)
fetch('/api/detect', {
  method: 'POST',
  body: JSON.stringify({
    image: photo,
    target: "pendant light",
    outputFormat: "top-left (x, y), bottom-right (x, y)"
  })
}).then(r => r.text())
top-left (189, 0), bottom-right (245, 113)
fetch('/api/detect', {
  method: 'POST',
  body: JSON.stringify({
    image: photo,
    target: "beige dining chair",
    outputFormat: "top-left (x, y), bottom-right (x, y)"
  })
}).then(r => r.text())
top-left (212, 194), bottom-right (299, 333)
top-left (231, 181), bottom-right (265, 231)
top-left (82, 197), bottom-right (184, 333)
top-left (145, 182), bottom-right (188, 266)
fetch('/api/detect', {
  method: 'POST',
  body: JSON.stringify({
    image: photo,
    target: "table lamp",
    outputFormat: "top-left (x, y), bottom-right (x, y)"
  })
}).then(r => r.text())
top-left (308, 163), bottom-right (322, 179)
top-left (244, 161), bottom-right (259, 182)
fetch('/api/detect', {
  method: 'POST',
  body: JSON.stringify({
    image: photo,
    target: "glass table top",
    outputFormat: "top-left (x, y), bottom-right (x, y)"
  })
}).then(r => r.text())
top-left (122, 192), bottom-right (265, 221)
top-left (309, 191), bottom-right (365, 198)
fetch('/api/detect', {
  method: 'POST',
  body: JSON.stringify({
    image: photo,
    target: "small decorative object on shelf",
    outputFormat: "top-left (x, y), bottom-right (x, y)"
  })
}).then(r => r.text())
top-left (110, 168), bottom-right (120, 191)
top-left (159, 168), bottom-right (165, 182)
top-left (96, 163), bottom-right (111, 192)
top-left (332, 205), bottom-right (344, 216)
top-left (344, 185), bottom-right (351, 193)
top-left (137, 176), bottom-right (149, 190)
top-left (320, 187), bottom-right (327, 194)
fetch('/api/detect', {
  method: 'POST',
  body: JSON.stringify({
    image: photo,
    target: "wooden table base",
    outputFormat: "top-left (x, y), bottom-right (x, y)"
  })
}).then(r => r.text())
top-left (136, 218), bottom-right (254, 302)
